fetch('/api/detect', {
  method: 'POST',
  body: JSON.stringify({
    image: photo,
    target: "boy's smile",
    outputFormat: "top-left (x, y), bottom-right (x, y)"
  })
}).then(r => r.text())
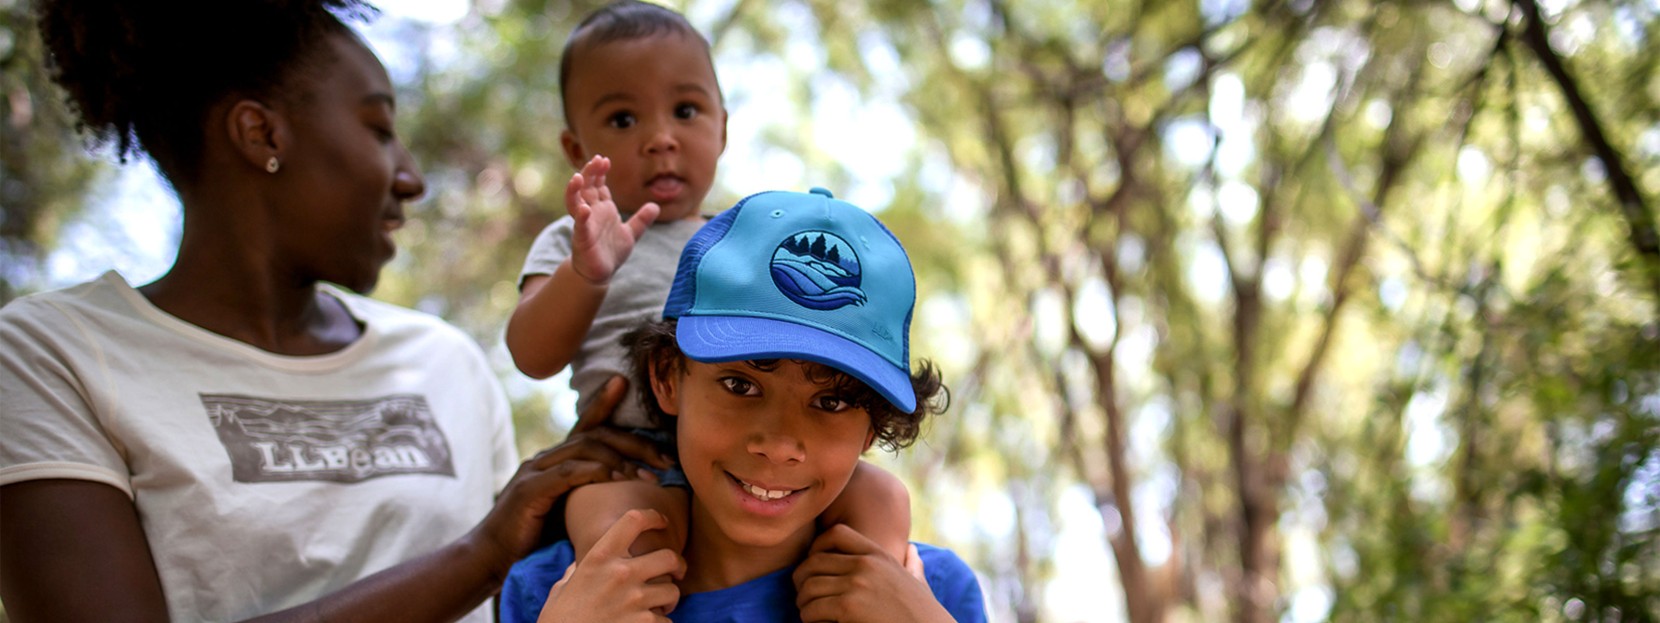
top-left (651, 358), bottom-right (874, 588)
top-left (560, 31), bottom-right (726, 223)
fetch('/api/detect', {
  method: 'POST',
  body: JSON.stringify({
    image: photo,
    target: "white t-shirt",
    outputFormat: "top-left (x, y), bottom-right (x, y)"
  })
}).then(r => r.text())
top-left (0, 272), bottom-right (518, 621)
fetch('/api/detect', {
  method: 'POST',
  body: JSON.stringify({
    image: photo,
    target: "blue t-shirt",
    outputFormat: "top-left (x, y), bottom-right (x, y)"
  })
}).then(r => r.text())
top-left (500, 540), bottom-right (987, 623)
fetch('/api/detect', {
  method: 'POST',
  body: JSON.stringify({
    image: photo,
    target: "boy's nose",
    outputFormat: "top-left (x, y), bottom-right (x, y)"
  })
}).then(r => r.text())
top-left (747, 431), bottom-right (805, 465)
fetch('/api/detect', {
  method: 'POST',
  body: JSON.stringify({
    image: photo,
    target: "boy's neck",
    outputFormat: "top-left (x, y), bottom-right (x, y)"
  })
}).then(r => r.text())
top-left (677, 502), bottom-right (816, 593)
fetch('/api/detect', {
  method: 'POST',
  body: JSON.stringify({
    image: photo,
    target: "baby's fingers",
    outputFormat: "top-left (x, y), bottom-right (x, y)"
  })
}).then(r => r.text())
top-left (628, 203), bottom-right (660, 238)
top-left (566, 172), bottom-right (591, 219)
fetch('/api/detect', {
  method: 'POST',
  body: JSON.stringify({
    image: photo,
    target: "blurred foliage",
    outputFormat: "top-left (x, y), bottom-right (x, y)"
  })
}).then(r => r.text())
top-left (0, 1), bottom-right (110, 303)
top-left (4, 0), bottom-right (1659, 622)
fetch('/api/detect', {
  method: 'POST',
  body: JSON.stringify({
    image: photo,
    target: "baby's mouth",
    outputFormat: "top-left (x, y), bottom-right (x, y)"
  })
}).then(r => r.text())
top-left (648, 175), bottom-right (685, 201)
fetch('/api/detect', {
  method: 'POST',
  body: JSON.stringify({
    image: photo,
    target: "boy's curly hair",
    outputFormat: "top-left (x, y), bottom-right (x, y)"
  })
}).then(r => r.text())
top-left (623, 319), bottom-right (948, 451)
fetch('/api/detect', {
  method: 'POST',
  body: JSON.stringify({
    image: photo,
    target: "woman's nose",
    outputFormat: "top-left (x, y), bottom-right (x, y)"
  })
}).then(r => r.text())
top-left (393, 147), bottom-right (425, 201)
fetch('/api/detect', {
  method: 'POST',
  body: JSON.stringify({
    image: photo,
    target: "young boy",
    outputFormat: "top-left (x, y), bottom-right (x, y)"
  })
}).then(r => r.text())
top-left (502, 188), bottom-right (984, 623)
top-left (504, 0), bottom-right (912, 574)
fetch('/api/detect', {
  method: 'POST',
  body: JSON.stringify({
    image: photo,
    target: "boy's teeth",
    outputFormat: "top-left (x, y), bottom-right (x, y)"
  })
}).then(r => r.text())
top-left (741, 481), bottom-right (791, 501)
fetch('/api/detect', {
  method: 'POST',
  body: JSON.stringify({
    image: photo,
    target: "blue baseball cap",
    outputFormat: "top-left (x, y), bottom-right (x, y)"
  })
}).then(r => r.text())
top-left (663, 188), bottom-right (918, 413)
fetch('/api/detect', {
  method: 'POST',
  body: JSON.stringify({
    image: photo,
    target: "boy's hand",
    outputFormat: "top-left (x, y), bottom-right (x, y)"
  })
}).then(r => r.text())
top-left (567, 155), bottom-right (661, 286)
top-left (793, 525), bottom-right (954, 623)
top-left (537, 509), bottom-right (683, 623)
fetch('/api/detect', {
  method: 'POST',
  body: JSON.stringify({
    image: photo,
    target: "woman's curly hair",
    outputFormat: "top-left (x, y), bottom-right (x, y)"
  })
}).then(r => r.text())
top-left (37, 0), bottom-right (373, 184)
top-left (623, 319), bottom-right (949, 451)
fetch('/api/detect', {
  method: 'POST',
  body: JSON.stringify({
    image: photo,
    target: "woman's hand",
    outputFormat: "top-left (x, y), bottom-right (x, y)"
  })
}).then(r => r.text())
top-left (470, 376), bottom-right (673, 579)
top-left (537, 509), bottom-right (684, 623)
top-left (792, 525), bottom-right (954, 623)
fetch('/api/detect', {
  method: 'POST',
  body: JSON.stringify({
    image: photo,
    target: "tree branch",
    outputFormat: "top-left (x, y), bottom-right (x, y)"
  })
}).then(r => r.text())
top-left (1512, 0), bottom-right (1660, 302)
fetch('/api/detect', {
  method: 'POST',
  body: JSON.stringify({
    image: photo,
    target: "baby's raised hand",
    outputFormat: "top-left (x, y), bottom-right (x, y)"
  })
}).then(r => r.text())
top-left (566, 155), bottom-right (661, 285)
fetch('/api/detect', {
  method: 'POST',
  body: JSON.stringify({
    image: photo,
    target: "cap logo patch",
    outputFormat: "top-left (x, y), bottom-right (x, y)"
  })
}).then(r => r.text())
top-left (770, 231), bottom-right (866, 310)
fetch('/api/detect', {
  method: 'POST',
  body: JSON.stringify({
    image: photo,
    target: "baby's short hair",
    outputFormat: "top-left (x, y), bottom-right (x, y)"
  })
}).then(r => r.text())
top-left (558, 0), bottom-right (715, 121)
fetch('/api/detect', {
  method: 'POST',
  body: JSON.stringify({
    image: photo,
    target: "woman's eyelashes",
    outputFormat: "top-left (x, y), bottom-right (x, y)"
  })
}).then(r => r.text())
top-left (362, 111), bottom-right (397, 143)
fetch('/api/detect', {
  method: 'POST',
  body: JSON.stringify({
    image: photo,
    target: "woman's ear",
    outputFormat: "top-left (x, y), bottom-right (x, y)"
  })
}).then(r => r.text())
top-left (648, 359), bottom-right (681, 417)
top-left (225, 99), bottom-right (284, 172)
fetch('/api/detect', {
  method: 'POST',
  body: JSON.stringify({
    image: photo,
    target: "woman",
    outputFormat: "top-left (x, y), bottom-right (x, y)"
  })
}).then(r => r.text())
top-left (0, 2), bottom-right (660, 620)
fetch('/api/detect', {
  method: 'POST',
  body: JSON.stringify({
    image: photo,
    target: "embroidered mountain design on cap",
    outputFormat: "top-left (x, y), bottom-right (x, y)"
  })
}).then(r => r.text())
top-left (770, 231), bottom-right (865, 310)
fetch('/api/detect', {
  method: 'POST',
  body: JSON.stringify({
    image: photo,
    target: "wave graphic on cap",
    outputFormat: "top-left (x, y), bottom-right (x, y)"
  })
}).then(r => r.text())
top-left (770, 231), bottom-right (866, 310)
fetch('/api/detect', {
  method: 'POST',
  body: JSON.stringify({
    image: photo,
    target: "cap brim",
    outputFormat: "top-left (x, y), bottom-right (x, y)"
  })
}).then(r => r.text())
top-left (677, 316), bottom-right (917, 413)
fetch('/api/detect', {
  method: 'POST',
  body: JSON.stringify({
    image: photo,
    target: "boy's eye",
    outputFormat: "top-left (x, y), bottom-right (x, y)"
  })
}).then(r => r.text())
top-left (607, 111), bottom-right (637, 129)
top-left (813, 395), bottom-right (850, 412)
top-left (719, 377), bottom-right (758, 396)
top-left (674, 103), bottom-right (699, 120)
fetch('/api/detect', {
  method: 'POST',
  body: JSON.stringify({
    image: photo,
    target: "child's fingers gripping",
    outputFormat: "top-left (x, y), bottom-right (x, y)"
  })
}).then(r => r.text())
top-left (793, 550), bottom-right (862, 579)
top-left (808, 523), bottom-right (883, 557)
top-left (631, 546), bottom-right (687, 582)
top-left (585, 509), bottom-right (669, 563)
top-left (790, 549), bottom-right (864, 609)
top-left (794, 572), bottom-right (854, 619)
top-left (903, 543), bottom-right (926, 581)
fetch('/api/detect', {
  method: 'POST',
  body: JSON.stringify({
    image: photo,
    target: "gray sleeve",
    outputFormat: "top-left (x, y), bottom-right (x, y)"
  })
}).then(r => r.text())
top-left (518, 216), bottom-right (577, 288)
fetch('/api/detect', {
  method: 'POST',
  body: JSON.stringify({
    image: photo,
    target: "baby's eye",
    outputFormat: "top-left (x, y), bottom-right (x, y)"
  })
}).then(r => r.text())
top-left (720, 377), bottom-right (758, 396)
top-left (607, 111), bottom-right (637, 129)
top-left (813, 395), bottom-right (850, 412)
top-left (674, 103), bottom-right (699, 120)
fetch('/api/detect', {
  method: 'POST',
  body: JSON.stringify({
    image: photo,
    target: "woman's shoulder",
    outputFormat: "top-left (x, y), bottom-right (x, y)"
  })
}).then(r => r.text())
top-left (2, 272), bottom-right (125, 313)
top-left (0, 272), bottom-right (139, 341)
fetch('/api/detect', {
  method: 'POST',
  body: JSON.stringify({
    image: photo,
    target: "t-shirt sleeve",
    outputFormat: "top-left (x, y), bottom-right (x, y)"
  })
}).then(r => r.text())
top-left (918, 544), bottom-right (989, 623)
top-left (0, 298), bottom-right (131, 495)
top-left (499, 541), bottom-right (576, 623)
top-left (519, 217), bottom-right (577, 287)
